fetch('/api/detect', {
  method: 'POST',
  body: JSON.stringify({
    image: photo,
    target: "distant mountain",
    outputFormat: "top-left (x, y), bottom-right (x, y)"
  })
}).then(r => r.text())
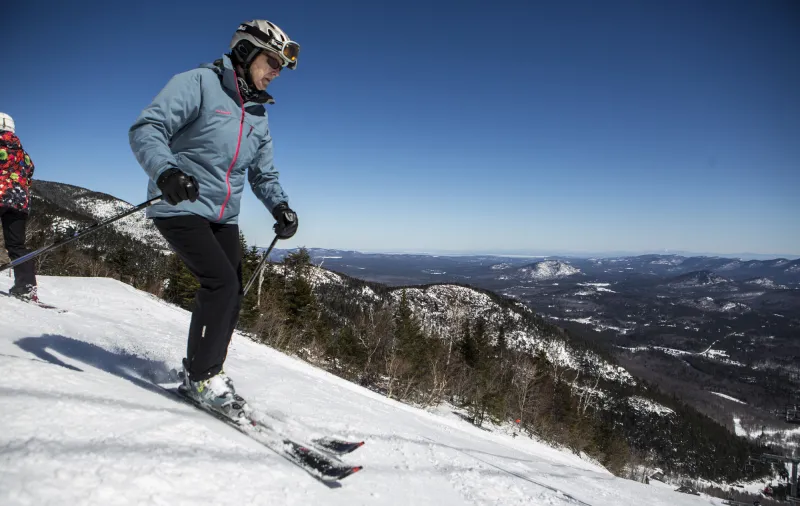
top-left (509, 260), bottom-right (581, 281)
top-left (273, 249), bottom-right (800, 288)
top-left (678, 296), bottom-right (750, 314)
top-left (667, 270), bottom-right (732, 288)
top-left (744, 277), bottom-right (788, 290)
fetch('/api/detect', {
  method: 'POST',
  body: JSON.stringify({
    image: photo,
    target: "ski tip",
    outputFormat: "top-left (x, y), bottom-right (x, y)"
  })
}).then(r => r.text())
top-left (351, 466), bottom-right (363, 474)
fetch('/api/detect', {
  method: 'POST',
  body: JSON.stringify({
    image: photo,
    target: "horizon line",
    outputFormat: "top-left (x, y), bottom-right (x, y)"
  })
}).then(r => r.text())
top-left (255, 246), bottom-right (800, 261)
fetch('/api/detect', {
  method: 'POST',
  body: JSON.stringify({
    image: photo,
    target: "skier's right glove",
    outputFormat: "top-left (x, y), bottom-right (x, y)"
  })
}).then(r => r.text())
top-left (157, 168), bottom-right (199, 206)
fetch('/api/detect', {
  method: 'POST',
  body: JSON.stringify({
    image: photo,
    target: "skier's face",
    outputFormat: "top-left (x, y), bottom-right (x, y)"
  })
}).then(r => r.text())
top-left (249, 51), bottom-right (282, 90)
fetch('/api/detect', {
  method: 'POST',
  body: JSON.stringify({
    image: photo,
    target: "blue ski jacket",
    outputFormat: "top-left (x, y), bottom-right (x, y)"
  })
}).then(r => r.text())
top-left (129, 55), bottom-right (288, 223)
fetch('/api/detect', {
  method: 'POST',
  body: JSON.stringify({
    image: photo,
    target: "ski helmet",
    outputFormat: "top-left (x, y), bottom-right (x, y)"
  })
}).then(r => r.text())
top-left (230, 20), bottom-right (300, 70)
top-left (0, 112), bottom-right (14, 133)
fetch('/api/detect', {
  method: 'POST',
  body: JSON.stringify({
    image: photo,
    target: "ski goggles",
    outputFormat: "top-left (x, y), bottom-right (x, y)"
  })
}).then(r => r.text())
top-left (238, 24), bottom-right (300, 70)
top-left (274, 40), bottom-right (300, 69)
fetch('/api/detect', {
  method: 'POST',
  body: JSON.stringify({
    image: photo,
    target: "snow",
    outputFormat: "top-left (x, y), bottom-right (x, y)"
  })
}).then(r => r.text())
top-left (733, 417), bottom-right (747, 437)
top-left (734, 417), bottom-right (800, 450)
top-left (577, 282), bottom-right (617, 294)
top-left (548, 314), bottom-right (631, 335)
top-left (699, 349), bottom-right (746, 367)
top-left (709, 392), bottom-right (746, 404)
top-left (385, 284), bottom-right (635, 385)
top-left (669, 272), bottom-right (730, 288)
top-left (285, 264), bottom-right (344, 288)
top-left (50, 216), bottom-right (82, 234)
top-left (0, 275), bottom-right (727, 506)
top-left (720, 302), bottom-right (749, 313)
top-left (627, 396), bottom-right (675, 416)
top-left (680, 297), bottom-right (749, 313)
top-left (745, 278), bottom-right (787, 289)
top-left (360, 286), bottom-right (378, 299)
top-left (651, 258), bottom-right (683, 266)
top-left (620, 345), bottom-right (746, 367)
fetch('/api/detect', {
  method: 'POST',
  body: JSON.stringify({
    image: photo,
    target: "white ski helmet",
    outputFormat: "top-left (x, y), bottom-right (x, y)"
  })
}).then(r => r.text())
top-left (230, 20), bottom-right (300, 70)
top-left (0, 112), bottom-right (14, 133)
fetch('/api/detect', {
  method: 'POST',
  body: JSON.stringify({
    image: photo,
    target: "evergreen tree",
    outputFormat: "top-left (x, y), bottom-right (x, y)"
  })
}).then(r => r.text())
top-left (238, 238), bottom-right (266, 329)
top-left (494, 323), bottom-right (507, 357)
top-left (394, 290), bottom-right (426, 366)
top-left (459, 320), bottom-right (478, 368)
top-left (162, 253), bottom-right (198, 309)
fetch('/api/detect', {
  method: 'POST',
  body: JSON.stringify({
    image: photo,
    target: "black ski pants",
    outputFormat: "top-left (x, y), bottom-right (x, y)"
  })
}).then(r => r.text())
top-left (154, 215), bottom-right (243, 382)
top-left (0, 207), bottom-right (37, 288)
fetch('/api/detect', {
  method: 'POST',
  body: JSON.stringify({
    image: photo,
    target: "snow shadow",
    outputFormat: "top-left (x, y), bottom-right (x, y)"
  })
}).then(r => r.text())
top-left (14, 334), bottom-right (178, 395)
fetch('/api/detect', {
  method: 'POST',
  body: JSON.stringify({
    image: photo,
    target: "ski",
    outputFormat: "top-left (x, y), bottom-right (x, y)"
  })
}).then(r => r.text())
top-left (173, 369), bottom-right (365, 457)
top-left (312, 437), bottom-right (365, 455)
top-left (0, 290), bottom-right (66, 312)
top-left (249, 410), bottom-right (365, 457)
top-left (159, 385), bottom-right (363, 483)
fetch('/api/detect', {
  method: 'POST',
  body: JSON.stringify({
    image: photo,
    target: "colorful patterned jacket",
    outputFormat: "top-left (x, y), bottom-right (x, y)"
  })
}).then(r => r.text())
top-left (0, 131), bottom-right (35, 212)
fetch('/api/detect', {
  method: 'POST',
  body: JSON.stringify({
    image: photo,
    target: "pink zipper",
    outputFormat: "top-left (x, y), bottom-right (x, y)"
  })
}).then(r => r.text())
top-left (218, 78), bottom-right (246, 221)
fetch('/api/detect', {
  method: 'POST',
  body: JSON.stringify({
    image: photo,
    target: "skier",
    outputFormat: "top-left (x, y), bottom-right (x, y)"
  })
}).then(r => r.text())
top-left (0, 112), bottom-right (38, 301)
top-left (129, 20), bottom-right (300, 420)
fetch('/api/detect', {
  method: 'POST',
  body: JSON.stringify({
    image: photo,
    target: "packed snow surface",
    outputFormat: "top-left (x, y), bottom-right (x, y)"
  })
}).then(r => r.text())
top-left (0, 275), bottom-right (727, 505)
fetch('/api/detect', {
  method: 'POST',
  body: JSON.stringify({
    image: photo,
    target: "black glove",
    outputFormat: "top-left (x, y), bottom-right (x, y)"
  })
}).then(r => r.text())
top-left (157, 168), bottom-right (199, 206)
top-left (272, 202), bottom-right (298, 239)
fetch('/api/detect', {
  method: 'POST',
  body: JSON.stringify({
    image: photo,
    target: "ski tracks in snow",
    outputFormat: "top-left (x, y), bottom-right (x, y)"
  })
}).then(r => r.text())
top-left (418, 433), bottom-right (592, 506)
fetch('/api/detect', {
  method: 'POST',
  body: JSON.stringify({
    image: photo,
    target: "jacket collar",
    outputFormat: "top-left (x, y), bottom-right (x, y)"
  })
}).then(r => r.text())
top-left (204, 55), bottom-right (274, 106)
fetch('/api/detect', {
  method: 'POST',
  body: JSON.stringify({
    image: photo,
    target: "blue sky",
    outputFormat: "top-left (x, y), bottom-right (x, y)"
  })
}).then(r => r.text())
top-left (5, 0), bottom-right (799, 257)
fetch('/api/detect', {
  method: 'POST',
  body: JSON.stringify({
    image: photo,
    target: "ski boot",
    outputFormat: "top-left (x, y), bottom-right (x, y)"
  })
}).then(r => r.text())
top-left (178, 364), bottom-right (252, 423)
top-left (9, 284), bottom-right (38, 302)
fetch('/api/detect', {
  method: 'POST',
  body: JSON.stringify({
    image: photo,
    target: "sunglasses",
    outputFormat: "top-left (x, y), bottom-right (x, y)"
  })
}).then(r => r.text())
top-left (264, 53), bottom-right (283, 71)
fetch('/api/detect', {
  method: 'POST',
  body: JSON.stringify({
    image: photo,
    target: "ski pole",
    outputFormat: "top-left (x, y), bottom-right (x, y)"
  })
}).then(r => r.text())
top-left (243, 234), bottom-right (280, 297)
top-left (0, 196), bottom-right (163, 274)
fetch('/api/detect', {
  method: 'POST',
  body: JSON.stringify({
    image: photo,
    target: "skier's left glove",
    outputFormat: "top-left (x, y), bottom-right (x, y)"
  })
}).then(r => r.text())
top-left (272, 202), bottom-right (298, 239)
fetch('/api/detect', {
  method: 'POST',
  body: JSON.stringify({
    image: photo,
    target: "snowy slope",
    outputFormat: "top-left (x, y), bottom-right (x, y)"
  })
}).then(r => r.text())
top-left (31, 180), bottom-right (169, 251)
top-left (289, 264), bottom-right (635, 386)
top-left (73, 195), bottom-right (169, 250)
top-left (386, 283), bottom-right (634, 385)
top-left (0, 275), bottom-right (728, 506)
